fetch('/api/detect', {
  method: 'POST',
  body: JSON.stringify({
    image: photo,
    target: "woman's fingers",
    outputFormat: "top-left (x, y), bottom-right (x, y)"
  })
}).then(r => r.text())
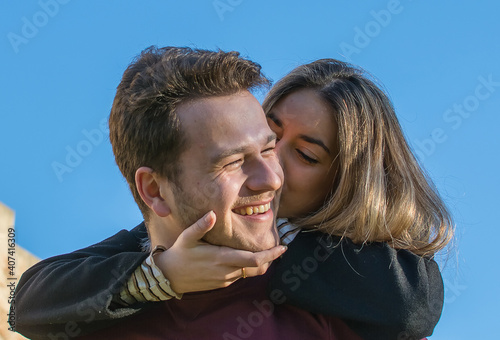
top-left (225, 249), bottom-right (287, 281)
top-left (212, 245), bottom-right (288, 282)
top-left (224, 245), bottom-right (288, 281)
top-left (238, 264), bottom-right (270, 279)
top-left (220, 245), bottom-right (287, 268)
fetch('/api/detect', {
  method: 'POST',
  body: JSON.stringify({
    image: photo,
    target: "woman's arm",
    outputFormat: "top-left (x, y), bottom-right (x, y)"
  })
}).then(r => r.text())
top-left (14, 223), bottom-right (149, 340)
top-left (13, 215), bottom-right (285, 340)
top-left (268, 230), bottom-right (444, 340)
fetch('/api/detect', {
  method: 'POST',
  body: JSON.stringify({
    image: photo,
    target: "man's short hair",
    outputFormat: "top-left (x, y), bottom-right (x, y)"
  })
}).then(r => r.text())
top-left (109, 46), bottom-right (270, 217)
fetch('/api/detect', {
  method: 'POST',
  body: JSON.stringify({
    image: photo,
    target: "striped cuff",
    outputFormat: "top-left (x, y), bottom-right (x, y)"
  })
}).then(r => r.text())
top-left (118, 246), bottom-right (182, 305)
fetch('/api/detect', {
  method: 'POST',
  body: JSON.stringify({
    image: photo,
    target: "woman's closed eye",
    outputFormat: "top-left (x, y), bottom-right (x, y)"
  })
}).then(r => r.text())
top-left (296, 149), bottom-right (319, 164)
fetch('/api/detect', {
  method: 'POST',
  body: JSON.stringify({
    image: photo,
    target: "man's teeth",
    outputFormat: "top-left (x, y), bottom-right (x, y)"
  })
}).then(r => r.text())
top-left (235, 202), bottom-right (271, 216)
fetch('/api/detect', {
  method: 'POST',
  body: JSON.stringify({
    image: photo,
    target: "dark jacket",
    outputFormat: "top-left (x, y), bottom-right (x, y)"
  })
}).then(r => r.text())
top-left (13, 223), bottom-right (443, 340)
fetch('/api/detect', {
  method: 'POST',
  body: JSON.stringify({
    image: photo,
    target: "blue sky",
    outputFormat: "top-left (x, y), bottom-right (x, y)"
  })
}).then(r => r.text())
top-left (1, 1), bottom-right (499, 338)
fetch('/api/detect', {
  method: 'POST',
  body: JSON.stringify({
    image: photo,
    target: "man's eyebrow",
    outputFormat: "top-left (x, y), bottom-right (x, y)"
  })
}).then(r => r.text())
top-left (299, 134), bottom-right (331, 154)
top-left (266, 133), bottom-right (277, 144)
top-left (266, 112), bottom-right (282, 128)
top-left (211, 133), bottom-right (277, 164)
top-left (211, 146), bottom-right (247, 164)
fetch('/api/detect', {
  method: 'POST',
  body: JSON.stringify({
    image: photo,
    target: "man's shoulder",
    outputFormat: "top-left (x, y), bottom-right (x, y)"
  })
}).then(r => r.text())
top-left (81, 222), bottom-right (147, 255)
top-left (127, 221), bottom-right (148, 241)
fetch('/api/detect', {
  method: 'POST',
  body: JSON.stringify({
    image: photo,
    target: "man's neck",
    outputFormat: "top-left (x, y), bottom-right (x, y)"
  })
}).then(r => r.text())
top-left (146, 217), bottom-right (184, 251)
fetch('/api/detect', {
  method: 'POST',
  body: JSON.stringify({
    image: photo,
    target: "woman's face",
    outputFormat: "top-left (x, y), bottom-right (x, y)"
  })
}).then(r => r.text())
top-left (266, 89), bottom-right (340, 218)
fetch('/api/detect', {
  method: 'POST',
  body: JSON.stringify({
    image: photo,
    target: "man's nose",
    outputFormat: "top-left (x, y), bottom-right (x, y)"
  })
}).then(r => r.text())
top-left (246, 157), bottom-right (283, 193)
top-left (273, 141), bottom-right (288, 179)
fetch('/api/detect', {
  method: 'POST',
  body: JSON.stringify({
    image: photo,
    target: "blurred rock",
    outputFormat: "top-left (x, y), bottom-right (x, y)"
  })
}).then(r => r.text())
top-left (0, 202), bottom-right (39, 340)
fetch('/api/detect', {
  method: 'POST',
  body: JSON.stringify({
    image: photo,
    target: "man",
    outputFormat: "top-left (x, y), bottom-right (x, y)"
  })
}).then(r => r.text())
top-left (16, 46), bottom-right (359, 340)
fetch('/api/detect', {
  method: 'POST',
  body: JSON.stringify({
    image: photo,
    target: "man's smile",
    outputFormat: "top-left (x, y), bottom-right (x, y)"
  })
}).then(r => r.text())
top-left (233, 202), bottom-right (271, 216)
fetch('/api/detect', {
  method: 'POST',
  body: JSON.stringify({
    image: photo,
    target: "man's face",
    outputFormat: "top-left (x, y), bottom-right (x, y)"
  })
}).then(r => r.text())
top-left (164, 91), bottom-right (283, 252)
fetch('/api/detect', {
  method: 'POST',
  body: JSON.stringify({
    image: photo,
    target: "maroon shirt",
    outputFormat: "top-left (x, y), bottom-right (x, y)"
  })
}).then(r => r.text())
top-left (79, 267), bottom-right (361, 340)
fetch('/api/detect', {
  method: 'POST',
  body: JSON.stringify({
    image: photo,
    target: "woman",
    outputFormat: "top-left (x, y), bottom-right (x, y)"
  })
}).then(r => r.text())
top-left (14, 58), bottom-right (452, 339)
top-left (264, 59), bottom-right (453, 338)
top-left (264, 58), bottom-right (452, 255)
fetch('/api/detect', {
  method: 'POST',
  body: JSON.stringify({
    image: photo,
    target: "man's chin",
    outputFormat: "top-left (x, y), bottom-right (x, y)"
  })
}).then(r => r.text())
top-left (223, 214), bottom-right (278, 250)
top-left (243, 238), bottom-right (278, 252)
top-left (240, 228), bottom-right (280, 252)
top-left (204, 230), bottom-right (279, 252)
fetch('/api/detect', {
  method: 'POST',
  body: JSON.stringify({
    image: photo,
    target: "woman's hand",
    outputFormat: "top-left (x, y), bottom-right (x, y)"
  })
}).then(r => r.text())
top-left (153, 211), bottom-right (287, 294)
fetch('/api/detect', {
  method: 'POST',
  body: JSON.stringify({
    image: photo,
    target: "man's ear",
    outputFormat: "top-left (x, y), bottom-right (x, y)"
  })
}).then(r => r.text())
top-left (135, 167), bottom-right (171, 217)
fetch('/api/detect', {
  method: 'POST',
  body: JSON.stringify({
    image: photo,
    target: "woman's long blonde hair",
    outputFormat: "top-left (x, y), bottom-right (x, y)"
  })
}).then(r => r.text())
top-left (263, 59), bottom-right (453, 256)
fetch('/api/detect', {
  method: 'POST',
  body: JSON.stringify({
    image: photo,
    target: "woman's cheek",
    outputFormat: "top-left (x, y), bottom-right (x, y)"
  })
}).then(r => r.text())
top-left (289, 167), bottom-right (309, 203)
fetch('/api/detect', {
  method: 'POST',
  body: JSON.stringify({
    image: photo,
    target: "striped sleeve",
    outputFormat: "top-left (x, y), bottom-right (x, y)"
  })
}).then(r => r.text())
top-left (277, 218), bottom-right (301, 246)
top-left (117, 246), bottom-right (182, 306)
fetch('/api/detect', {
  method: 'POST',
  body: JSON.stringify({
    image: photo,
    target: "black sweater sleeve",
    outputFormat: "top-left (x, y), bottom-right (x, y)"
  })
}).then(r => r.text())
top-left (13, 223), bottom-right (149, 340)
top-left (268, 231), bottom-right (444, 340)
